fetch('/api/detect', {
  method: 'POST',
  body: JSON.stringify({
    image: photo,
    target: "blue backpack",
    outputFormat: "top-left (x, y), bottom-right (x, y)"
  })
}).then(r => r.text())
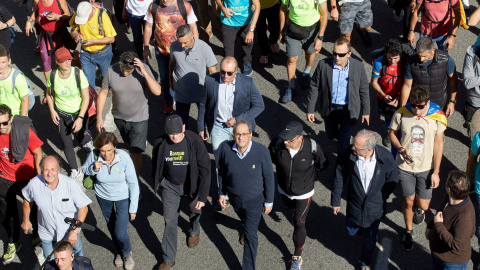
top-left (11, 69), bottom-right (35, 111)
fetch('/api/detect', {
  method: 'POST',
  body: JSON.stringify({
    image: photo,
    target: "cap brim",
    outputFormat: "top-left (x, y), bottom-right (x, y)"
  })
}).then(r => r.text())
top-left (279, 131), bottom-right (296, 141)
top-left (75, 16), bottom-right (88, 25)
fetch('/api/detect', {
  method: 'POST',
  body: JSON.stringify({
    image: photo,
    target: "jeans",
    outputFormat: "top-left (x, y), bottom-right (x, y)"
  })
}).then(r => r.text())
top-left (257, 2), bottom-right (281, 56)
top-left (160, 178), bottom-right (201, 263)
top-left (420, 33), bottom-right (450, 51)
top-left (325, 106), bottom-right (355, 155)
top-left (155, 51), bottom-right (173, 103)
top-left (80, 45), bottom-right (113, 87)
top-left (127, 13), bottom-right (145, 59)
top-left (211, 121), bottom-right (233, 199)
top-left (431, 254), bottom-right (468, 270)
top-left (346, 217), bottom-right (380, 267)
top-left (96, 196), bottom-right (132, 256)
top-left (41, 235), bottom-right (83, 259)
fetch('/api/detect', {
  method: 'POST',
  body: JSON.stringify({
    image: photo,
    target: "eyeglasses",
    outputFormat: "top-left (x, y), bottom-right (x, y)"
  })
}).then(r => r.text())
top-left (333, 51), bottom-right (350, 58)
top-left (220, 70), bottom-right (236, 76)
top-left (411, 103), bottom-right (426, 110)
top-left (235, 132), bottom-right (251, 138)
top-left (0, 120), bottom-right (10, 126)
top-left (352, 145), bottom-right (366, 151)
top-left (122, 60), bottom-right (134, 66)
top-left (284, 136), bottom-right (299, 144)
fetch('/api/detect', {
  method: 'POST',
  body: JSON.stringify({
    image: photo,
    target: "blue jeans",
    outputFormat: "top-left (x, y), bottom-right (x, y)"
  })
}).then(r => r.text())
top-left (127, 13), bottom-right (145, 59)
top-left (80, 45), bottom-right (113, 87)
top-left (41, 235), bottom-right (83, 259)
top-left (431, 254), bottom-right (468, 270)
top-left (346, 217), bottom-right (380, 267)
top-left (155, 51), bottom-right (173, 103)
top-left (420, 33), bottom-right (450, 51)
top-left (211, 121), bottom-right (233, 199)
top-left (325, 106), bottom-right (355, 155)
top-left (96, 196), bottom-right (132, 256)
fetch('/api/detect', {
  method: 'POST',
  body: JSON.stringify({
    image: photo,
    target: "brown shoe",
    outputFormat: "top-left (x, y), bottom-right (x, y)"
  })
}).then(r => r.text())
top-left (188, 233), bottom-right (200, 248)
top-left (158, 261), bottom-right (175, 270)
top-left (239, 234), bottom-right (244, 245)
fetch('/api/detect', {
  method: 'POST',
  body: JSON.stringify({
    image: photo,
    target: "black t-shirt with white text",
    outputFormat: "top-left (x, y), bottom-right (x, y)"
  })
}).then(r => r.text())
top-left (163, 138), bottom-right (189, 184)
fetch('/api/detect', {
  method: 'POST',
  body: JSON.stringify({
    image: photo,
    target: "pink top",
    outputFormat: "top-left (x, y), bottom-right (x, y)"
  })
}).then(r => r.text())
top-left (418, 0), bottom-right (459, 37)
top-left (38, 0), bottom-right (64, 32)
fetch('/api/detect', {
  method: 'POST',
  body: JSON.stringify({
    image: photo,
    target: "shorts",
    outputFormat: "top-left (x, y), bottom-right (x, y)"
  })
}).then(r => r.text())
top-left (285, 22), bottom-right (320, 57)
top-left (339, 0), bottom-right (373, 34)
top-left (114, 118), bottom-right (148, 153)
top-left (398, 168), bottom-right (433, 200)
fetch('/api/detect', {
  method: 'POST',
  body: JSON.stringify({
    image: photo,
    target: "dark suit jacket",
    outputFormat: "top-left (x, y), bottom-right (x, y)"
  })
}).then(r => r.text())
top-left (331, 146), bottom-right (399, 228)
top-left (307, 57), bottom-right (370, 119)
top-left (197, 72), bottom-right (265, 133)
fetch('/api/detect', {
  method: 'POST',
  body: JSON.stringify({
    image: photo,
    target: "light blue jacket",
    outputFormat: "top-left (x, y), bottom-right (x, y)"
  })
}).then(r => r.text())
top-left (82, 149), bottom-right (139, 213)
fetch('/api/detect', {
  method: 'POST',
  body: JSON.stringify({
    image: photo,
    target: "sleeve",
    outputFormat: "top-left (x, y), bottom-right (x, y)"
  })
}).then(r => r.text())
top-left (28, 129), bottom-right (44, 152)
top-left (144, 3), bottom-right (154, 23)
top-left (71, 182), bottom-right (92, 209)
top-left (446, 56), bottom-right (456, 75)
top-left (101, 11), bottom-right (117, 37)
top-left (432, 209), bottom-right (475, 252)
top-left (46, 72), bottom-right (52, 88)
top-left (193, 136), bottom-right (211, 203)
top-left (381, 151), bottom-right (399, 199)
top-left (235, 78), bottom-right (265, 123)
top-left (218, 144), bottom-right (227, 197)
top-left (101, 67), bottom-right (112, 90)
top-left (124, 153), bottom-right (140, 213)
top-left (471, 132), bottom-right (480, 156)
top-left (79, 69), bottom-right (90, 89)
top-left (463, 48), bottom-right (480, 90)
top-left (144, 64), bottom-right (155, 81)
top-left (359, 62), bottom-right (371, 115)
top-left (436, 121), bottom-right (447, 134)
top-left (81, 151), bottom-right (97, 176)
top-left (14, 73), bottom-right (30, 98)
top-left (404, 62), bottom-right (413, 80)
top-left (185, 2), bottom-right (198, 24)
top-left (0, 5), bottom-right (14, 21)
top-left (22, 179), bottom-right (35, 202)
top-left (281, 0), bottom-right (288, 5)
top-left (197, 77), bottom-right (211, 132)
top-left (307, 61), bottom-right (322, 113)
top-left (331, 153), bottom-right (346, 207)
top-left (390, 111), bottom-right (402, 131)
top-left (313, 139), bottom-right (329, 171)
top-left (372, 58), bottom-right (382, 79)
top-left (205, 46), bottom-right (218, 68)
top-left (268, 138), bottom-right (278, 163)
top-left (262, 146), bottom-right (275, 204)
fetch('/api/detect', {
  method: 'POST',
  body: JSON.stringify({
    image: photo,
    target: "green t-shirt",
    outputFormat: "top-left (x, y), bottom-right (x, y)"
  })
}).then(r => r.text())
top-left (282, 0), bottom-right (325, 27)
top-left (0, 68), bottom-right (29, 116)
top-left (46, 68), bottom-right (89, 113)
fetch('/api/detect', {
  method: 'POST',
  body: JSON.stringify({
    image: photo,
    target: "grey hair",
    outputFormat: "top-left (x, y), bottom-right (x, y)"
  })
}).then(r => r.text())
top-left (233, 120), bottom-right (252, 134)
top-left (355, 129), bottom-right (377, 150)
top-left (416, 37), bottom-right (434, 52)
top-left (176, 24), bottom-right (192, 38)
top-left (40, 155), bottom-right (62, 173)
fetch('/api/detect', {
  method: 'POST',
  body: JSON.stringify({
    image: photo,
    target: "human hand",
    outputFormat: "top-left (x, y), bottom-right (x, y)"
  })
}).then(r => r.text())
top-left (143, 47), bottom-right (151, 64)
top-left (195, 201), bottom-right (205, 210)
top-left (307, 113), bottom-right (315, 123)
top-left (219, 196), bottom-right (227, 208)
top-left (96, 117), bottom-right (104, 133)
top-left (445, 103), bottom-right (455, 118)
top-left (408, 31), bottom-right (415, 46)
top-left (68, 231), bottom-right (78, 246)
top-left (45, 12), bottom-right (60, 21)
top-left (431, 173), bottom-right (440, 189)
top-left (444, 36), bottom-right (455, 51)
top-left (314, 38), bottom-right (323, 52)
top-left (72, 118), bottom-right (83, 133)
top-left (75, 34), bottom-right (84, 43)
top-left (51, 111), bottom-right (60, 125)
top-left (263, 205), bottom-right (272, 215)
top-left (362, 115), bottom-right (370, 125)
top-left (25, 21), bottom-right (33, 37)
top-left (198, 131), bottom-right (208, 141)
top-left (122, 9), bottom-right (128, 21)
top-left (333, 206), bottom-right (340, 215)
top-left (130, 213), bottom-right (136, 221)
top-left (134, 58), bottom-right (147, 74)
top-left (399, 148), bottom-right (414, 164)
top-left (409, 1), bottom-right (416, 12)
top-left (93, 161), bottom-right (103, 172)
top-left (222, 7), bottom-right (234, 19)
top-left (279, 32), bottom-right (285, 44)
top-left (21, 220), bottom-right (33, 234)
top-left (82, 39), bottom-right (95, 46)
top-left (330, 8), bottom-right (339, 21)
top-left (226, 117), bottom-right (236, 127)
top-left (434, 211), bottom-right (443, 223)
top-left (245, 31), bottom-right (254, 44)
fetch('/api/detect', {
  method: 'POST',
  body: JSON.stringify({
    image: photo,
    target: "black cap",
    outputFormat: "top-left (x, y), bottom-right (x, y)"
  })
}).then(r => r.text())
top-left (279, 121), bottom-right (303, 140)
top-left (165, 114), bottom-right (183, 134)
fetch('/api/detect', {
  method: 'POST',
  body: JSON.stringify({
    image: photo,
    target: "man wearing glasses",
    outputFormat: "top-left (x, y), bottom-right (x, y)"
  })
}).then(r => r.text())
top-left (96, 51), bottom-right (160, 177)
top-left (198, 56), bottom-right (264, 211)
top-left (389, 85), bottom-right (447, 251)
top-left (268, 120), bottom-right (328, 269)
top-left (218, 120), bottom-right (274, 270)
top-left (307, 37), bottom-right (370, 155)
top-left (331, 129), bottom-right (398, 270)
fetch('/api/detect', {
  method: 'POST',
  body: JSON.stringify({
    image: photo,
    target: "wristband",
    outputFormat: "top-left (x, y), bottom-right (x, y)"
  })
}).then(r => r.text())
top-left (331, 5), bottom-right (336, 9)
top-left (398, 147), bottom-right (405, 152)
top-left (409, 30), bottom-right (414, 32)
top-left (78, 116), bottom-right (84, 120)
top-left (449, 99), bottom-right (456, 104)
top-left (73, 228), bottom-right (81, 235)
top-left (451, 34), bottom-right (456, 37)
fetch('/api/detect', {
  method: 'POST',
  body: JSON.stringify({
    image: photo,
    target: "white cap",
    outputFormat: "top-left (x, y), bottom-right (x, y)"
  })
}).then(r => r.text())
top-left (75, 2), bottom-right (93, 25)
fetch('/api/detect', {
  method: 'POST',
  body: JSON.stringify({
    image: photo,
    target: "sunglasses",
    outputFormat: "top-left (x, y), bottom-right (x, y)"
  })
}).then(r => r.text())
top-left (411, 103), bottom-right (426, 109)
top-left (0, 120), bottom-right (10, 126)
top-left (333, 51), bottom-right (350, 58)
top-left (220, 70), bottom-right (236, 76)
top-left (122, 60), bottom-right (134, 66)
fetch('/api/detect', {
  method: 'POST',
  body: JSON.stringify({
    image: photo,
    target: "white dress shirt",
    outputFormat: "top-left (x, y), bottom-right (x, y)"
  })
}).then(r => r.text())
top-left (355, 151), bottom-right (376, 195)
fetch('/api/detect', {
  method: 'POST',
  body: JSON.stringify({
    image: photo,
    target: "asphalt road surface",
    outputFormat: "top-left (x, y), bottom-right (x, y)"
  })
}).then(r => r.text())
top-left (1, 0), bottom-right (480, 269)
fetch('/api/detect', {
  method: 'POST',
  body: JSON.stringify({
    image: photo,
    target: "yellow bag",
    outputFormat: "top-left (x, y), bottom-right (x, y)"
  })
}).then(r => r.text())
top-left (456, 0), bottom-right (469, 30)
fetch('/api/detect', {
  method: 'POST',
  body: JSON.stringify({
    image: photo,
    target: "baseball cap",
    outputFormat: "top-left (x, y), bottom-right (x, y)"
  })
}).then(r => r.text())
top-left (165, 115), bottom-right (183, 134)
top-left (54, 47), bottom-right (73, 63)
top-left (75, 2), bottom-right (93, 25)
top-left (279, 121), bottom-right (303, 140)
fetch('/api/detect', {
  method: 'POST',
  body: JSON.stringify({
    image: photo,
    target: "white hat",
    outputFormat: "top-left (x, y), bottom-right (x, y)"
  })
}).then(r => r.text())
top-left (75, 2), bottom-right (93, 25)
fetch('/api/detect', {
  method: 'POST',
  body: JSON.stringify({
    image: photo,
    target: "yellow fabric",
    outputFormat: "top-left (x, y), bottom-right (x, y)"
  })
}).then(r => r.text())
top-left (260, 0), bottom-right (279, 9)
top-left (396, 106), bottom-right (448, 127)
top-left (455, 0), bottom-right (469, 30)
top-left (69, 8), bottom-right (117, 52)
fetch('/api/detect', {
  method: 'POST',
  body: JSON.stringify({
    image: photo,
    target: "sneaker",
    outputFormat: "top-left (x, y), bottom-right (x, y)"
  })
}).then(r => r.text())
top-left (393, 10), bottom-right (404, 23)
top-left (125, 26), bottom-right (132, 34)
top-left (301, 73), bottom-right (311, 89)
top-left (83, 141), bottom-right (94, 153)
top-left (3, 242), bottom-right (21, 263)
top-left (355, 22), bottom-right (372, 47)
top-left (401, 230), bottom-right (414, 251)
top-left (70, 168), bottom-right (82, 180)
top-left (290, 256), bottom-right (303, 270)
top-left (281, 88), bottom-right (294, 103)
top-left (164, 102), bottom-right (174, 114)
top-left (114, 254), bottom-right (123, 267)
top-left (361, 266), bottom-right (371, 270)
top-left (413, 207), bottom-right (425, 224)
top-left (213, 200), bottom-right (230, 212)
top-left (31, 236), bottom-right (41, 248)
top-left (123, 252), bottom-right (134, 270)
top-left (243, 63), bottom-right (253, 76)
top-left (260, 55), bottom-right (268, 64)
top-left (271, 43), bottom-right (280, 54)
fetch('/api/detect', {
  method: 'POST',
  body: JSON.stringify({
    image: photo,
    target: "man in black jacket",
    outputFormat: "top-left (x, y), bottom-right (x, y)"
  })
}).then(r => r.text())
top-left (331, 129), bottom-right (398, 270)
top-left (268, 120), bottom-right (327, 270)
top-left (152, 114), bottom-right (211, 270)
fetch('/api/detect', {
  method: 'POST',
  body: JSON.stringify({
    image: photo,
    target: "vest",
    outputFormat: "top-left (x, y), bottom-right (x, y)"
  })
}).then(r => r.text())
top-left (409, 50), bottom-right (449, 108)
top-left (378, 56), bottom-right (405, 98)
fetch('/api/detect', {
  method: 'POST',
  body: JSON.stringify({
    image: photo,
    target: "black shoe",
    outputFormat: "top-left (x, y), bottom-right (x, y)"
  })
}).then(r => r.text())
top-left (354, 22), bottom-right (372, 47)
top-left (413, 207), bottom-right (425, 224)
top-left (402, 230), bottom-right (414, 251)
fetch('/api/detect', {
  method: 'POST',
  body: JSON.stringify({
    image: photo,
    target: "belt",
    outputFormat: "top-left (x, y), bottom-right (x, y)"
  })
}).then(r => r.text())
top-left (166, 178), bottom-right (185, 186)
top-left (331, 103), bottom-right (347, 109)
top-left (84, 44), bottom-right (110, 55)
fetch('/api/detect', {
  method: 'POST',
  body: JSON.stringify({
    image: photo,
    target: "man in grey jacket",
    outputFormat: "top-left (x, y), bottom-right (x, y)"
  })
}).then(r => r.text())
top-left (307, 38), bottom-right (370, 155)
top-left (463, 44), bottom-right (480, 140)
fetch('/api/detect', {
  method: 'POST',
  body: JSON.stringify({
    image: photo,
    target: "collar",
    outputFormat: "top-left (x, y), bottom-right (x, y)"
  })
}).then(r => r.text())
top-left (357, 149), bottom-right (376, 163)
top-left (232, 140), bottom-right (252, 158)
top-left (333, 59), bottom-right (350, 71)
top-left (190, 37), bottom-right (198, 52)
top-left (98, 150), bottom-right (121, 165)
top-left (220, 77), bottom-right (236, 86)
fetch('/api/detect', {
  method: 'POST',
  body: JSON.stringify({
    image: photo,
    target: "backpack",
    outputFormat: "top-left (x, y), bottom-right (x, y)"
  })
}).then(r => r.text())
top-left (55, 0), bottom-right (76, 19)
top-left (420, 0), bottom-right (469, 31)
top-left (0, 6), bottom-right (15, 44)
top-left (273, 137), bottom-right (329, 171)
top-left (11, 69), bottom-right (35, 111)
top-left (83, 149), bottom-right (99, 190)
top-left (49, 67), bottom-right (81, 97)
top-left (150, 0), bottom-right (187, 24)
top-left (90, 2), bottom-right (113, 35)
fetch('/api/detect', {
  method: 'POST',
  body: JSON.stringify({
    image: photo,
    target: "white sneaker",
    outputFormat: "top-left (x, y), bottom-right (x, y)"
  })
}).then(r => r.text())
top-left (70, 169), bottom-right (82, 180)
top-left (83, 141), bottom-right (94, 153)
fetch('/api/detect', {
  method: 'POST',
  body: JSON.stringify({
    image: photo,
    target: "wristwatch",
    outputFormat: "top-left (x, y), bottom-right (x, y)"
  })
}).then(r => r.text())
top-left (449, 99), bottom-right (456, 104)
top-left (249, 28), bottom-right (255, 32)
top-left (317, 35), bottom-right (324, 41)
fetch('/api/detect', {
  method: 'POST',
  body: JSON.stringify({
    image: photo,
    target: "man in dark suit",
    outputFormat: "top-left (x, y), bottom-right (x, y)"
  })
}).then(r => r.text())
top-left (198, 56), bottom-right (264, 211)
top-left (307, 38), bottom-right (370, 155)
top-left (331, 129), bottom-right (398, 270)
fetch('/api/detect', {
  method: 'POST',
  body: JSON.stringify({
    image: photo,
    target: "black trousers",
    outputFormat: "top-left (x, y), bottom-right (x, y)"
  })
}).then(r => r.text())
top-left (222, 24), bottom-right (253, 65)
top-left (257, 2), bottom-right (281, 56)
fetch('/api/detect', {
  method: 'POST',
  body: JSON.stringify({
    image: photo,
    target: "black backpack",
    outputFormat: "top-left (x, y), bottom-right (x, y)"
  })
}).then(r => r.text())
top-left (49, 67), bottom-right (81, 98)
top-left (150, 0), bottom-right (187, 24)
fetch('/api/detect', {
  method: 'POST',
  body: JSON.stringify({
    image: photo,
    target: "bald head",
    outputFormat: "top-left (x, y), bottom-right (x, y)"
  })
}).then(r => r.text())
top-left (41, 156), bottom-right (61, 187)
top-left (221, 56), bottom-right (238, 70)
top-left (220, 56), bottom-right (238, 84)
